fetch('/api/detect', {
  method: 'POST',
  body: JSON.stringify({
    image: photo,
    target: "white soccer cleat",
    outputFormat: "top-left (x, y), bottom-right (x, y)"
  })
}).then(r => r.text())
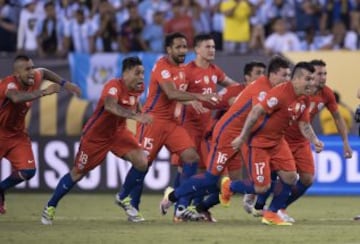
top-left (115, 195), bottom-right (140, 218)
top-left (174, 205), bottom-right (203, 222)
top-left (41, 206), bottom-right (56, 225)
top-left (243, 194), bottom-right (257, 214)
top-left (159, 186), bottom-right (174, 215)
top-left (277, 209), bottom-right (295, 223)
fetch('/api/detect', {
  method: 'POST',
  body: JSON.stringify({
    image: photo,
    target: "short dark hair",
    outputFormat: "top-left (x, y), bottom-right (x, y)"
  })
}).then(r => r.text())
top-left (14, 55), bottom-right (30, 63)
top-left (193, 33), bottom-right (214, 47)
top-left (267, 56), bottom-right (290, 75)
top-left (164, 32), bottom-right (187, 48)
top-left (244, 61), bottom-right (266, 76)
top-left (291, 61), bottom-right (315, 79)
top-left (122, 56), bottom-right (142, 73)
top-left (309, 59), bottom-right (326, 67)
top-left (44, 1), bottom-right (54, 8)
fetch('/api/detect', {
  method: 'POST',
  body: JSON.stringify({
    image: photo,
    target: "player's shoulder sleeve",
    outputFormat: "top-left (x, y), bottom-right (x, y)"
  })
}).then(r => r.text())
top-left (3, 76), bottom-right (19, 95)
top-left (33, 69), bottom-right (43, 89)
top-left (259, 83), bottom-right (286, 114)
top-left (152, 59), bottom-right (173, 85)
top-left (102, 79), bottom-right (121, 99)
top-left (212, 64), bottom-right (226, 82)
top-left (323, 85), bottom-right (338, 113)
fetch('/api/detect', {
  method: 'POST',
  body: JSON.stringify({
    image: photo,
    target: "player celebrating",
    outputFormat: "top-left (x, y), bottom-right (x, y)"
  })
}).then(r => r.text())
top-left (0, 55), bottom-right (81, 215)
top-left (159, 57), bottom-right (290, 220)
top-left (41, 57), bottom-right (152, 225)
top-left (116, 32), bottom-right (219, 222)
top-left (220, 62), bottom-right (324, 226)
top-left (246, 59), bottom-right (353, 222)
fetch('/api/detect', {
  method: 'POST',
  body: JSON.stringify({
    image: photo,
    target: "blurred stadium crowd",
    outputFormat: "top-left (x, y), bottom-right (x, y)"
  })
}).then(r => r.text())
top-left (0, 0), bottom-right (360, 57)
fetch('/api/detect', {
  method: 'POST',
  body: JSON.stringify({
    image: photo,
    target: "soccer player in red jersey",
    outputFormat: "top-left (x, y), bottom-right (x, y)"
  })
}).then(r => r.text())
top-left (159, 57), bottom-right (290, 219)
top-left (220, 62), bottom-right (325, 225)
top-left (0, 55), bottom-right (81, 215)
top-left (119, 32), bottom-right (219, 221)
top-left (249, 60), bottom-right (353, 223)
top-left (41, 57), bottom-right (153, 225)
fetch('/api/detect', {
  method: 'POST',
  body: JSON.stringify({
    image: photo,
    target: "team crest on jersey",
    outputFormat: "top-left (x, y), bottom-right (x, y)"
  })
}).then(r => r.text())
top-left (266, 97), bottom-right (278, 108)
top-left (211, 75), bottom-right (217, 84)
top-left (317, 102), bottom-right (324, 111)
top-left (256, 176), bottom-right (264, 183)
top-left (7, 82), bottom-right (17, 90)
top-left (216, 165), bottom-right (224, 172)
top-left (161, 70), bottom-right (171, 79)
top-left (257, 91), bottom-right (267, 101)
top-left (204, 75), bottom-right (210, 84)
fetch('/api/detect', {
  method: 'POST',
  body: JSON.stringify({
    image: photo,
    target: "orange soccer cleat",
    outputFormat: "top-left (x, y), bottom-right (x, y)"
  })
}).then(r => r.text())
top-left (219, 177), bottom-right (233, 207)
top-left (261, 210), bottom-right (293, 226)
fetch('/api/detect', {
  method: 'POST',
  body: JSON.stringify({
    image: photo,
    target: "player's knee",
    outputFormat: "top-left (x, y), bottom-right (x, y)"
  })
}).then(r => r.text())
top-left (180, 148), bottom-right (200, 163)
top-left (278, 171), bottom-right (297, 185)
top-left (299, 173), bottom-right (314, 187)
top-left (254, 185), bottom-right (270, 194)
top-left (19, 169), bottom-right (36, 180)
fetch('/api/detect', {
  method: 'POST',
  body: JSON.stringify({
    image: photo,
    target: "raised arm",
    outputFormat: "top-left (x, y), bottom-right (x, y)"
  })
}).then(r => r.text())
top-left (38, 68), bottom-right (81, 96)
top-left (6, 84), bottom-right (60, 103)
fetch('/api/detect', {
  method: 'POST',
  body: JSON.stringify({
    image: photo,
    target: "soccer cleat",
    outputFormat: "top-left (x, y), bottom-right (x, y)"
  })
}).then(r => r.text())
top-left (261, 210), bottom-right (292, 226)
top-left (115, 195), bottom-right (140, 218)
top-left (159, 186), bottom-right (174, 215)
top-left (199, 210), bottom-right (217, 223)
top-left (174, 205), bottom-right (203, 222)
top-left (243, 194), bottom-right (257, 214)
top-left (251, 208), bottom-right (264, 217)
top-left (277, 209), bottom-right (295, 223)
top-left (0, 190), bottom-right (6, 214)
top-left (219, 177), bottom-right (233, 207)
top-left (354, 215), bottom-right (360, 221)
top-left (41, 206), bottom-right (56, 225)
top-left (128, 212), bottom-right (145, 222)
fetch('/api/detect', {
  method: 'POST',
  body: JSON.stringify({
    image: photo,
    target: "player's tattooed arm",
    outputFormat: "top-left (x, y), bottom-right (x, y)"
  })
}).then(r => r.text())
top-left (299, 121), bottom-right (324, 153)
top-left (38, 68), bottom-right (81, 96)
top-left (231, 104), bottom-right (265, 150)
top-left (104, 96), bottom-right (152, 124)
top-left (240, 104), bottom-right (265, 140)
top-left (6, 85), bottom-right (60, 103)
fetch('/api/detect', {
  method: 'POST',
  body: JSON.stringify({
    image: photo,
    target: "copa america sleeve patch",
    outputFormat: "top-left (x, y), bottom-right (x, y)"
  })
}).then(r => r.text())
top-left (161, 70), bottom-right (171, 79)
top-left (108, 87), bottom-right (118, 95)
top-left (266, 97), bottom-right (278, 108)
top-left (6, 82), bottom-right (18, 92)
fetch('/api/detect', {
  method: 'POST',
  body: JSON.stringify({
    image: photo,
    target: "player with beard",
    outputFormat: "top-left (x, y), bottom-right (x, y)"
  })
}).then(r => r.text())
top-left (0, 55), bottom-right (81, 215)
top-left (117, 32), bottom-right (219, 222)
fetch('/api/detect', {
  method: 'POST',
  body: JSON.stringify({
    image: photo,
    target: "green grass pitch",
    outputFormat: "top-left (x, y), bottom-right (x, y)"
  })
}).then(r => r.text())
top-left (0, 194), bottom-right (359, 244)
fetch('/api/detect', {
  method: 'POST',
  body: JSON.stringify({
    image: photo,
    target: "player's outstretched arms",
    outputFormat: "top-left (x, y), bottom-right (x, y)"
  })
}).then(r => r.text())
top-left (298, 121), bottom-right (324, 153)
top-left (104, 96), bottom-right (152, 124)
top-left (38, 68), bottom-right (81, 96)
top-left (6, 85), bottom-right (59, 103)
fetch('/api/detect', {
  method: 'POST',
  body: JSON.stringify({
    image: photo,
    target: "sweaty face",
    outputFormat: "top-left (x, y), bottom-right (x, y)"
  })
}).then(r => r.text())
top-left (272, 67), bottom-right (289, 86)
top-left (313, 65), bottom-right (327, 90)
top-left (167, 38), bottom-right (188, 64)
top-left (195, 39), bottom-right (216, 62)
top-left (127, 65), bottom-right (145, 91)
top-left (15, 60), bottom-right (35, 86)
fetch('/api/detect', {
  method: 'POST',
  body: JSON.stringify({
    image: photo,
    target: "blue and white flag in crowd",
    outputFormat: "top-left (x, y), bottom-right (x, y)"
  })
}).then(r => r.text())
top-left (69, 52), bottom-right (196, 103)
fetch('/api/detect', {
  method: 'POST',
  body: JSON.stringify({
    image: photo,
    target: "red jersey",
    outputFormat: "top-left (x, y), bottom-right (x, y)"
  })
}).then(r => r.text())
top-left (143, 56), bottom-right (187, 121)
top-left (251, 82), bottom-right (310, 148)
top-left (285, 85), bottom-right (338, 143)
top-left (181, 61), bottom-right (226, 128)
top-left (213, 75), bottom-right (272, 137)
top-left (0, 70), bottom-right (42, 136)
top-left (82, 78), bottom-right (142, 141)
